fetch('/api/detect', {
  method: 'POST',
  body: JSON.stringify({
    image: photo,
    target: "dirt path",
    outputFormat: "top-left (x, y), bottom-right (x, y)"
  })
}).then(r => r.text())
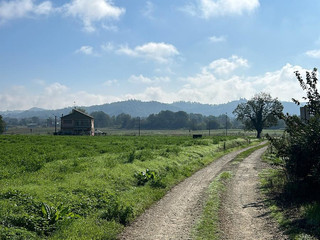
top-left (220, 146), bottom-right (287, 240)
top-left (119, 145), bottom-right (265, 240)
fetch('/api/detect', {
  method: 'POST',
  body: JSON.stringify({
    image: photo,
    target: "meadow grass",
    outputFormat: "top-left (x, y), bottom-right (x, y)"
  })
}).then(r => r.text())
top-left (0, 135), bottom-right (254, 239)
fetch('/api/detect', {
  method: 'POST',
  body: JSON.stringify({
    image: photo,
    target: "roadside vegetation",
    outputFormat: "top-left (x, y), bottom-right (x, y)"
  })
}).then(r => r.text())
top-left (262, 68), bottom-right (320, 240)
top-left (0, 134), bottom-right (255, 239)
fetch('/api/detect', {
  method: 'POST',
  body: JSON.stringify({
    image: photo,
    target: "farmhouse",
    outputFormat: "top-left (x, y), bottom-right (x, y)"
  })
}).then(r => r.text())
top-left (60, 109), bottom-right (94, 136)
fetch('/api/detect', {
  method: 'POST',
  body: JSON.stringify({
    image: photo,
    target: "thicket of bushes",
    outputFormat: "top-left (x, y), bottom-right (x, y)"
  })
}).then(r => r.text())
top-left (268, 68), bottom-right (320, 200)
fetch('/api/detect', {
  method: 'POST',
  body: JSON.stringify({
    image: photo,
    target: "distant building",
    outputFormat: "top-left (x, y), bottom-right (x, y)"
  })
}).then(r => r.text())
top-left (60, 109), bottom-right (94, 136)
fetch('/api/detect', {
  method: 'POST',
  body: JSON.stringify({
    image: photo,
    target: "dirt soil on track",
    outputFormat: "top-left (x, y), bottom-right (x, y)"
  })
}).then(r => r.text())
top-left (220, 146), bottom-right (287, 240)
top-left (119, 144), bottom-right (285, 240)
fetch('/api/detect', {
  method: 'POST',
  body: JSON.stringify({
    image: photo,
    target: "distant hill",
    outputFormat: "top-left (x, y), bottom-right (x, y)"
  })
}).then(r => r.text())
top-left (0, 99), bottom-right (303, 119)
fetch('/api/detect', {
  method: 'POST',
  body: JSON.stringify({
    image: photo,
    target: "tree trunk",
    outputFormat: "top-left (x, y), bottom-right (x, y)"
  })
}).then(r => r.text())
top-left (256, 130), bottom-right (262, 138)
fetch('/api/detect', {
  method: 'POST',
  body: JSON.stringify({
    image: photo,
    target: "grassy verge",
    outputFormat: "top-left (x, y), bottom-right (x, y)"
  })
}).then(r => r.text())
top-left (259, 149), bottom-right (320, 240)
top-left (0, 135), bottom-right (259, 240)
top-left (193, 171), bottom-right (232, 240)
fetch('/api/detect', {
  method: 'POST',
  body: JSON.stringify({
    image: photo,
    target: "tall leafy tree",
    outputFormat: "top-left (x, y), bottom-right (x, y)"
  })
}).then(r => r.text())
top-left (0, 115), bottom-right (6, 134)
top-left (233, 92), bottom-right (283, 138)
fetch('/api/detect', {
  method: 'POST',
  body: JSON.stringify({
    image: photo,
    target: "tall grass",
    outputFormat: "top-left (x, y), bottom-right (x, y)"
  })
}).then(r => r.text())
top-left (0, 135), bottom-right (253, 239)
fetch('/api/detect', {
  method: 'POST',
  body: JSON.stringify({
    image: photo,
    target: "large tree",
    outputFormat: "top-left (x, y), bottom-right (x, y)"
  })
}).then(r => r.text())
top-left (0, 115), bottom-right (6, 134)
top-left (233, 92), bottom-right (283, 138)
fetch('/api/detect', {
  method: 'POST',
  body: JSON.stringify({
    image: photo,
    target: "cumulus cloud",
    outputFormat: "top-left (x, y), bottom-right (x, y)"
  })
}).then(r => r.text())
top-left (183, 0), bottom-right (259, 19)
top-left (0, 0), bottom-right (53, 24)
top-left (125, 62), bottom-right (310, 105)
top-left (62, 0), bottom-right (125, 32)
top-left (305, 49), bottom-right (320, 58)
top-left (117, 42), bottom-right (179, 63)
top-left (203, 55), bottom-right (249, 76)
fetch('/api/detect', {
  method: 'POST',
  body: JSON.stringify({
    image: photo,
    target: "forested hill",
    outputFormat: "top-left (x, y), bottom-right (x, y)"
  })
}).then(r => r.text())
top-left (1, 99), bottom-right (302, 119)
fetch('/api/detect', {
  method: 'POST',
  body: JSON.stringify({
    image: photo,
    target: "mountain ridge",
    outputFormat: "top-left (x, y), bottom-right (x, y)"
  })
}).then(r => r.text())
top-left (0, 99), bottom-right (302, 119)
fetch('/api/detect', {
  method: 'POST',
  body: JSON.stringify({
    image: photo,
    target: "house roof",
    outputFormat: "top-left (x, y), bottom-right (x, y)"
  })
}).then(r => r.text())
top-left (61, 109), bottom-right (94, 119)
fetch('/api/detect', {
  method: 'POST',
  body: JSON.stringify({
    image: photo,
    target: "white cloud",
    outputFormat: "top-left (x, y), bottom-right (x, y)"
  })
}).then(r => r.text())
top-left (183, 0), bottom-right (259, 19)
top-left (75, 45), bottom-right (94, 55)
top-left (0, 82), bottom-right (121, 110)
top-left (209, 35), bottom-right (226, 43)
top-left (203, 55), bottom-right (249, 76)
top-left (45, 82), bottom-right (68, 95)
top-left (305, 49), bottom-right (320, 58)
top-left (117, 42), bottom-right (179, 63)
top-left (125, 87), bottom-right (176, 103)
top-left (63, 0), bottom-right (125, 32)
top-left (101, 42), bottom-right (115, 52)
top-left (0, 0), bottom-right (53, 24)
top-left (128, 74), bottom-right (170, 84)
top-left (178, 62), bottom-right (309, 104)
top-left (142, 1), bottom-right (154, 19)
top-left (125, 62), bottom-right (310, 105)
top-left (103, 79), bottom-right (118, 87)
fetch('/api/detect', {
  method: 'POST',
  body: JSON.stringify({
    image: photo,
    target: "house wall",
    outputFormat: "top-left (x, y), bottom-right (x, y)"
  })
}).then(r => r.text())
top-left (60, 110), bottom-right (94, 135)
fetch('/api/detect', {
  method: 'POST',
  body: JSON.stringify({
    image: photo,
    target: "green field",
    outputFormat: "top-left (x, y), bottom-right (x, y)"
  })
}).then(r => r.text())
top-left (4, 126), bottom-right (284, 137)
top-left (0, 135), bottom-right (257, 239)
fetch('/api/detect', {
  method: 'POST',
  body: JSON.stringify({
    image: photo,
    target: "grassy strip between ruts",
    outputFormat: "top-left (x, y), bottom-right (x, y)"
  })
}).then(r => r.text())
top-left (192, 142), bottom-right (267, 240)
top-left (259, 149), bottom-right (320, 240)
top-left (0, 135), bottom-right (261, 240)
top-left (192, 171), bottom-right (232, 240)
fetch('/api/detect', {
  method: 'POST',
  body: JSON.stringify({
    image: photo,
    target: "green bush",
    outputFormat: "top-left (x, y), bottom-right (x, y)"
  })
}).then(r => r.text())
top-left (268, 68), bottom-right (320, 198)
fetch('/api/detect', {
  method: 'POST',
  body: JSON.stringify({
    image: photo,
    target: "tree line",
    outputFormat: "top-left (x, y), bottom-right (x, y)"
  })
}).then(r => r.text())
top-left (90, 110), bottom-right (239, 130)
top-left (2, 108), bottom-right (286, 132)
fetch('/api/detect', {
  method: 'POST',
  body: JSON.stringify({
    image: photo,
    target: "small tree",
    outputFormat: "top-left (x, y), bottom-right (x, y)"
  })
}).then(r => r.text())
top-left (0, 115), bottom-right (6, 134)
top-left (233, 92), bottom-right (283, 138)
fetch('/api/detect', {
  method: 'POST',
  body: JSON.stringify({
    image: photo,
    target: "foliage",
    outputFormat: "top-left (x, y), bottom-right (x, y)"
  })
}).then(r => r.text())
top-left (260, 151), bottom-right (320, 239)
top-left (134, 169), bottom-right (165, 188)
top-left (0, 115), bottom-right (5, 134)
top-left (268, 68), bottom-right (320, 193)
top-left (233, 92), bottom-right (283, 138)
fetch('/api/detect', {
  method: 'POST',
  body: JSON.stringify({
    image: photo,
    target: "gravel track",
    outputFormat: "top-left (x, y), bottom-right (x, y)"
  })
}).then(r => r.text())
top-left (219, 146), bottom-right (287, 240)
top-left (119, 145), bottom-right (263, 240)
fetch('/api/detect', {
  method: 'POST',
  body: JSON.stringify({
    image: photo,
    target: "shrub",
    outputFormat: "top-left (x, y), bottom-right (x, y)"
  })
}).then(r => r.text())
top-left (134, 169), bottom-right (165, 188)
top-left (268, 68), bottom-right (320, 198)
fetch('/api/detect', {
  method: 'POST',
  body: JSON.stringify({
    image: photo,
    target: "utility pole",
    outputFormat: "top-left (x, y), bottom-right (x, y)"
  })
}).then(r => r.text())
top-left (138, 117), bottom-right (141, 136)
top-left (55, 115), bottom-right (57, 134)
top-left (52, 114), bottom-right (57, 135)
top-left (225, 112), bottom-right (228, 136)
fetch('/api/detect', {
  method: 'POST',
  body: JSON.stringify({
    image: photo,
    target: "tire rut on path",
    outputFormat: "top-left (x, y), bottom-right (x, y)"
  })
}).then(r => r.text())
top-left (119, 145), bottom-right (263, 240)
top-left (220, 146), bottom-right (287, 240)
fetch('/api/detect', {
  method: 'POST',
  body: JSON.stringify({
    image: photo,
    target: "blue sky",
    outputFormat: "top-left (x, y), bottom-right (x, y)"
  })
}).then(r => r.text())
top-left (0, 0), bottom-right (320, 111)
